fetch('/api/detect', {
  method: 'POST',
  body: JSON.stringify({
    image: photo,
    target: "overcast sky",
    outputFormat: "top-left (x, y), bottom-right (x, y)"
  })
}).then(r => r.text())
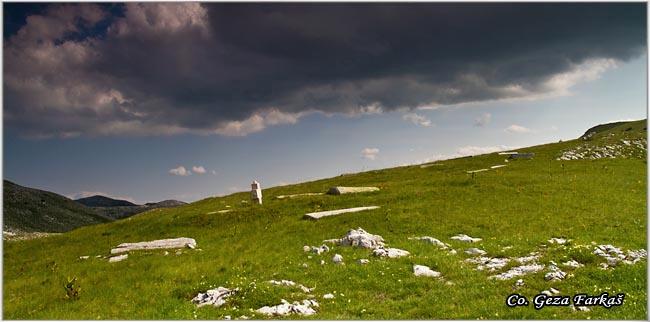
top-left (3, 3), bottom-right (647, 203)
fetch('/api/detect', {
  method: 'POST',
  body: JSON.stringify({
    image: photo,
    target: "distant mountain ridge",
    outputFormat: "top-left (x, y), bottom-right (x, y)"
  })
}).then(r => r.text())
top-left (75, 195), bottom-right (187, 220)
top-left (3, 180), bottom-right (112, 234)
top-left (75, 195), bottom-right (137, 207)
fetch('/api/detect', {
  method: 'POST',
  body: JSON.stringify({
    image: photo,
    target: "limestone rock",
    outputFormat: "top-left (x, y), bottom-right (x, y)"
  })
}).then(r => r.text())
top-left (326, 228), bottom-right (385, 249)
top-left (545, 264), bottom-right (567, 281)
top-left (413, 264), bottom-right (441, 277)
top-left (489, 264), bottom-right (545, 280)
top-left (310, 245), bottom-right (330, 255)
top-left (562, 260), bottom-right (584, 268)
top-left (372, 247), bottom-right (410, 258)
top-left (357, 259), bottom-right (370, 265)
top-left (323, 293), bottom-right (335, 299)
top-left (450, 234), bottom-right (482, 243)
top-left (256, 299), bottom-right (319, 316)
top-left (410, 236), bottom-right (449, 249)
top-left (548, 237), bottom-right (568, 245)
top-left (192, 287), bottom-right (236, 307)
top-left (465, 256), bottom-right (509, 271)
top-left (111, 237), bottom-right (197, 254)
top-left (515, 253), bottom-right (541, 264)
top-left (332, 254), bottom-right (344, 264)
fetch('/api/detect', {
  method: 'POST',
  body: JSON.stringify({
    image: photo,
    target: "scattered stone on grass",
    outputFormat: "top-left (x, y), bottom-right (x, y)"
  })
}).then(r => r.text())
top-left (327, 186), bottom-right (380, 195)
top-left (515, 279), bottom-right (525, 287)
top-left (413, 264), bottom-right (441, 277)
top-left (450, 234), bottom-right (482, 243)
top-left (490, 165), bottom-right (507, 169)
top-left (465, 248), bottom-right (487, 256)
top-left (490, 264), bottom-right (545, 280)
top-left (548, 237), bottom-right (568, 245)
top-left (544, 264), bottom-right (567, 281)
top-left (111, 237), bottom-right (197, 254)
top-left (465, 256), bottom-right (509, 271)
top-left (268, 280), bottom-right (313, 293)
top-left (409, 236), bottom-right (450, 249)
top-left (572, 305), bottom-right (591, 312)
top-left (357, 259), bottom-right (370, 265)
top-left (593, 244), bottom-right (647, 266)
top-left (256, 299), bottom-right (319, 316)
top-left (108, 254), bottom-right (128, 263)
top-left (325, 228), bottom-right (385, 249)
top-left (466, 169), bottom-right (489, 174)
top-left (276, 193), bottom-right (325, 199)
top-left (79, 256), bottom-right (89, 260)
top-left (373, 247), bottom-right (410, 258)
top-left (304, 206), bottom-right (380, 220)
top-left (323, 293), bottom-right (335, 299)
top-left (217, 210), bottom-right (232, 214)
top-left (303, 245), bottom-right (311, 252)
top-left (562, 260), bottom-right (584, 268)
top-left (515, 252), bottom-right (541, 264)
top-left (332, 254), bottom-right (344, 264)
top-left (550, 287), bottom-right (560, 294)
top-left (192, 287), bottom-right (236, 308)
top-left (310, 245), bottom-right (330, 255)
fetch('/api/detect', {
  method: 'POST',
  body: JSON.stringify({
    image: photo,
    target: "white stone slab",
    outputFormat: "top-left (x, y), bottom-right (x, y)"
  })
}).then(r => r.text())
top-left (111, 237), bottom-right (197, 254)
top-left (109, 254), bottom-right (128, 263)
top-left (304, 206), bottom-right (380, 220)
top-left (276, 192), bottom-right (324, 199)
top-left (327, 186), bottom-right (380, 195)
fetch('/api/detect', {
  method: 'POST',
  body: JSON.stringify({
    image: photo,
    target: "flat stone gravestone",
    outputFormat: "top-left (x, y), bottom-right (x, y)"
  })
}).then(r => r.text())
top-left (303, 206), bottom-right (380, 220)
top-left (327, 186), bottom-right (379, 195)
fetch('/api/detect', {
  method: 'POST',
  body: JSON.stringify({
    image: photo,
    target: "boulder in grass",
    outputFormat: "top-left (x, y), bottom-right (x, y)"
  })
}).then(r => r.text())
top-left (413, 264), bottom-right (441, 277)
top-left (192, 287), bottom-right (236, 308)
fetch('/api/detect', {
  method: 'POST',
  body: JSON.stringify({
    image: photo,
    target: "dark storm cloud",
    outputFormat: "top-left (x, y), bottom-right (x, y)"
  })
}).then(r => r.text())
top-left (3, 3), bottom-right (646, 137)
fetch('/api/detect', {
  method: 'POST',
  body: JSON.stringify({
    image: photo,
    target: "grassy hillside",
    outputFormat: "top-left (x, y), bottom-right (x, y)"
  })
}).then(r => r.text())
top-left (3, 120), bottom-right (647, 319)
top-left (2, 180), bottom-right (112, 235)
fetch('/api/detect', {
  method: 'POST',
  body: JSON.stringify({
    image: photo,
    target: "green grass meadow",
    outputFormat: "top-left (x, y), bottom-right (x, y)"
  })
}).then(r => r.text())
top-left (3, 121), bottom-right (647, 319)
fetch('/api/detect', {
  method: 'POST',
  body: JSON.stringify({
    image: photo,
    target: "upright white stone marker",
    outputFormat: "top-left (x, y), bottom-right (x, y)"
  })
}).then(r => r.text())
top-left (251, 180), bottom-right (262, 204)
